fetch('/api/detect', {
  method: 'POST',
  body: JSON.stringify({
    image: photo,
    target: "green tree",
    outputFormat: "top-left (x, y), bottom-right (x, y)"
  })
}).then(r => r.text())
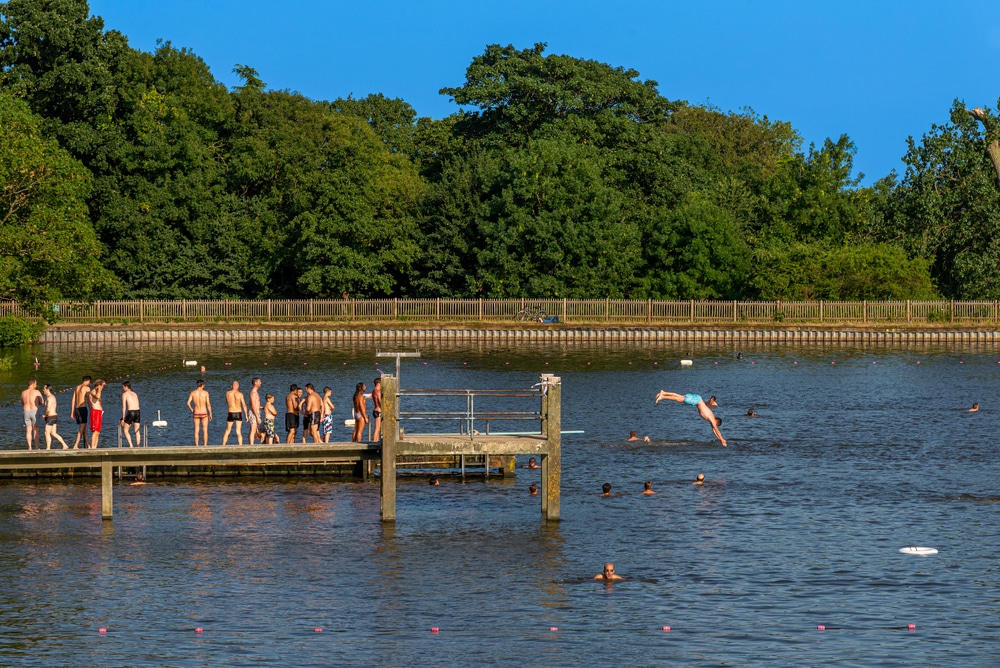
top-left (0, 92), bottom-right (115, 313)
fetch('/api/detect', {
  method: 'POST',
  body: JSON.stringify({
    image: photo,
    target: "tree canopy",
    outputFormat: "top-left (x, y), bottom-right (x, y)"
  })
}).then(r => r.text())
top-left (6, 1), bottom-right (994, 307)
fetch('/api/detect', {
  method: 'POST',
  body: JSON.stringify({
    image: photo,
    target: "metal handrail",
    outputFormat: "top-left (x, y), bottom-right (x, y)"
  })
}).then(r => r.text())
top-left (397, 387), bottom-right (543, 440)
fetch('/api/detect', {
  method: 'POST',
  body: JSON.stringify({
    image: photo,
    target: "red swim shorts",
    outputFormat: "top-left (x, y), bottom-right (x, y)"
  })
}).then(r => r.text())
top-left (89, 409), bottom-right (104, 433)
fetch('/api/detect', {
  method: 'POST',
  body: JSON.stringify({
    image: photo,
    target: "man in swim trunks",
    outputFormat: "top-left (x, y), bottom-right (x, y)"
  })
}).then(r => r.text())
top-left (352, 382), bottom-right (368, 443)
top-left (20, 379), bottom-right (43, 449)
top-left (654, 391), bottom-right (727, 447)
top-left (187, 379), bottom-right (213, 446)
top-left (594, 563), bottom-right (624, 581)
top-left (247, 377), bottom-right (262, 444)
top-left (42, 384), bottom-right (68, 450)
top-left (71, 375), bottom-right (92, 449)
top-left (87, 379), bottom-right (106, 449)
top-left (371, 377), bottom-right (383, 441)
top-left (303, 383), bottom-right (323, 443)
top-left (120, 380), bottom-right (141, 447)
top-left (222, 380), bottom-right (248, 446)
top-left (285, 385), bottom-right (301, 444)
top-left (320, 386), bottom-right (335, 443)
top-left (262, 393), bottom-right (278, 443)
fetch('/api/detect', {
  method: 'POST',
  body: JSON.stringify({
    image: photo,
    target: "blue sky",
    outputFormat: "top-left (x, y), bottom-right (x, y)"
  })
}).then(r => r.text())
top-left (90, 0), bottom-right (1000, 184)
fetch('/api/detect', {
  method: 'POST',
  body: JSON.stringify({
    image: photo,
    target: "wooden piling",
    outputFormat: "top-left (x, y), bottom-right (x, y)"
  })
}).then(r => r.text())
top-left (101, 459), bottom-right (113, 520)
top-left (541, 375), bottom-right (562, 521)
top-left (380, 375), bottom-right (398, 522)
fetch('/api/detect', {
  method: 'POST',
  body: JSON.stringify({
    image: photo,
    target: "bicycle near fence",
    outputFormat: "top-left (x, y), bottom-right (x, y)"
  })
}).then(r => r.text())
top-left (515, 305), bottom-right (549, 322)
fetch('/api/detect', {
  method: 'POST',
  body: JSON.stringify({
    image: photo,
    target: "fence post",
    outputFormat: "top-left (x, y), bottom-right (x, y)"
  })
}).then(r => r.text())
top-left (606, 297), bottom-right (610, 323)
top-left (479, 298), bottom-right (483, 322)
top-left (351, 299), bottom-right (356, 322)
top-left (436, 298), bottom-right (440, 320)
top-left (563, 297), bottom-right (567, 323)
top-left (226, 299), bottom-right (230, 320)
top-left (96, 300), bottom-right (101, 321)
top-left (950, 299), bottom-right (954, 322)
top-left (393, 298), bottom-right (398, 320)
top-left (733, 300), bottom-right (737, 323)
top-left (907, 300), bottom-right (911, 322)
top-left (863, 300), bottom-right (867, 324)
top-left (649, 298), bottom-right (653, 324)
top-left (309, 299), bottom-right (313, 321)
top-left (267, 299), bottom-right (272, 321)
top-left (689, 299), bottom-right (694, 323)
top-left (139, 299), bottom-right (144, 323)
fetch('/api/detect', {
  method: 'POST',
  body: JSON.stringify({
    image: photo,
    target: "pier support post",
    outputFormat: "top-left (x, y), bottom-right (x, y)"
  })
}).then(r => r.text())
top-left (101, 459), bottom-right (113, 520)
top-left (380, 375), bottom-right (398, 522)
top-left (540, 375), bottom-right (562, 521)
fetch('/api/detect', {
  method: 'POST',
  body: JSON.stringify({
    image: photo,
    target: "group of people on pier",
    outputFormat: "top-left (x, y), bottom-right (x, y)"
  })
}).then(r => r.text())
top-left (19, 376), bottom-right (140, 450)
top-left (18, 374), bottom-right (385, 449)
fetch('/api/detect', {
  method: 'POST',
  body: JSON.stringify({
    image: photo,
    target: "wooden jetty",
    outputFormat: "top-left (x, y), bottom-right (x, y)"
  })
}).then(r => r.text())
top-left (0, 375), bottom-right (562, 522)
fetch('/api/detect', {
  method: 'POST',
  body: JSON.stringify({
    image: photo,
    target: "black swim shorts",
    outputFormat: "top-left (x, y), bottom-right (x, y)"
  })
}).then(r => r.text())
top-left (285, 412), bottom-right (299, 433)
top-left (227, 411), bottom-right (244, 423)
top-left (124, 409), bottom-right (141, 425)
top-left (45, 415), bottom-right (59, 427)
top-left (372, 410), bottom-right (381, 419)
top-left (74, 406), bottom-right (88, 425)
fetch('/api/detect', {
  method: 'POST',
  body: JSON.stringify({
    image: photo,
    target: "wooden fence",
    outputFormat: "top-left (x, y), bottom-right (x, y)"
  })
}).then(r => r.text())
top-left (1, 299), bottom-right (997, 325)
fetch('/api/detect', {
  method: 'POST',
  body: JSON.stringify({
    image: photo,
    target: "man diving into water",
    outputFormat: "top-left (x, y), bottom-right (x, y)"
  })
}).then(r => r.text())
top-left (654, 391), bottom-right (727, 447)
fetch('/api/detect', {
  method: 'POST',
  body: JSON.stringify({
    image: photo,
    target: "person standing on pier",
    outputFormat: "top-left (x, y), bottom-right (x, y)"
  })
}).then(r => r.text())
top-left (20, 379), bottom-right (43, 449)
top-left (372, 377), bottom-right (383, 442)
top-left (71, 376), bottom-right (91, 449)
top-left (120, 380), bottom-right (141, 447)
top-left (303, 383), bottom-right (323, 443)
top-left (247, 378), bottom-right (262, 445)
top-left (284, 385), bottom-right (301, 443)
top-left (42, 384), bottom-right (68, 450)
top-left (187, 379), bottom-right (213, 446)
top-left (222, 380), bottom-right (248, 446)
top-left (321, 386), bottom-right (335, 443)
top-left (352, 382), bottom-right (368, 442)
top-left (87, 379), bottom-right (106, 449)
top-left (262, 393), bottom-right (278, 443)
top-left (654, 391), bottom-right (727, 447)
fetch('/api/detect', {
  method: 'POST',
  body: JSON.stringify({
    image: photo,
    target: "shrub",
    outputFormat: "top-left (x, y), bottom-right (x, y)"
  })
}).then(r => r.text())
top-left (0, 316), bottom-right (44, 347)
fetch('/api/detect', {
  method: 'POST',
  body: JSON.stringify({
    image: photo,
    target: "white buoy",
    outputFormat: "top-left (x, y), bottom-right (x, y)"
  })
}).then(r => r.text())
top-left (183, 359), bottom-right (198, 366)
top-left (344, 418), bottom-right (356, 427)
top-left (899, 546), bottom-right (938, 556)
top-left (680, 360), bottom-right (693, 366)
top-left (152, 410), bottom-right (167, 427)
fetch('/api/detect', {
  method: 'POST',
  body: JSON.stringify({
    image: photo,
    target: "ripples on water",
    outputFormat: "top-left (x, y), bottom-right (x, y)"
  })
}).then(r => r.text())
top-left (0, 341), bottom-right (997, 666)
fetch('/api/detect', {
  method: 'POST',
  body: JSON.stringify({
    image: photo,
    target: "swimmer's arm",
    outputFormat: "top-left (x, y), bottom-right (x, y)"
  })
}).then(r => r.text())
top-left (711, 422), bottom-right (727, 447)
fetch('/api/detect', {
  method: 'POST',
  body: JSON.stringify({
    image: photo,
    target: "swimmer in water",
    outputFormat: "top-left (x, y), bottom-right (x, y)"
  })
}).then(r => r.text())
top-left (747, 408), bottom-right (755, 417)
top-left (628, 430), bottom-right (640, 441)
top-left (594, 563), bottom-right (624, 581)
top-left (601, 482), bottom-right (612, 497)
top-left (654, 391), bottom-right (726, 447)
top-left (522, 457), bottom-right (541, 469)
top-left (130, 473), bottom-right (147, 486)
top-left (429, 477), bottom-right (440, 486)
top-left (529, 483), bottom-right (538, 496)
top-left (693, 473), bottom-right (705, 485)
top-left (968, 403), bottom-right (980, 412)
top-left (642, 481), bottom-right (655, 495)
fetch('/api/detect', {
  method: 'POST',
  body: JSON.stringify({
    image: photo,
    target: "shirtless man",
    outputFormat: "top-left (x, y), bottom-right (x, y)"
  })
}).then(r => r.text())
top-left (371, 377), bottom-right (383, 441)
top-left (594, 563), bottom-right (624, 581)
top-left (643, 481), bottom-right (655, 495)
top-left (222, 380), bottom-right (248, 446)
top-left (87, 379), bottom-right (106, 449)
top-left (968, 403), bottom-right (980, 413)
top-left (654, 391), bottom-right (727, 447)
top-left (352, 382), bottom-right (368, 443)
top-left (42, 384), bottom-right (68, 449)
top-left (303, 383), bottom-right (323, 443)
top-left (186, 379), bottom-right (212, 446)
top-left (71, 375), bottom-right (92, 449)
top-left (693, 473), bottom-right (706, 486)
top-left (284, 385), bottom-right (301, 444)
top-left (20, 379), bottom-right (43, 449)
top-left (120, 380), bottom-right (141, 447)
top-left (247, 378), bottom-right (262, 444)
top-left (320, 387), bottom-right (335, 443)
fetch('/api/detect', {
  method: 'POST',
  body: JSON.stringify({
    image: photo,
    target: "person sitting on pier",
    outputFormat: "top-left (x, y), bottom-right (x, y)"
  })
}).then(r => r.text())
top-left (594, 563), bottom-right (624, 581)
top-left (654, 391), bottom-right (726, 447)
top-left (642, 481), bottom-right (655, 495)
top-left (522, 457), bottom-right (541, 469)
top-left (187, 379), bottom-right (213, 446)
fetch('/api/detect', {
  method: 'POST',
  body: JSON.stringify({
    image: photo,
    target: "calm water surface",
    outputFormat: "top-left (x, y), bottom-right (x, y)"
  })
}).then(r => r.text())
top-left (0, 341), bottom-right (997, 666)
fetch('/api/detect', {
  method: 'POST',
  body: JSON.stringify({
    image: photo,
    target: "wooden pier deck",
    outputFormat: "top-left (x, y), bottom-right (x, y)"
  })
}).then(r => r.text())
top-left (0, 373), bottom-right (563, 523)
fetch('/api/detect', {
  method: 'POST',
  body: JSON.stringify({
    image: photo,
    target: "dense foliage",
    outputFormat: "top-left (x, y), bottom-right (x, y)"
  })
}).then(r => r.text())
top-left (3, 1), bottom-right (997, 305)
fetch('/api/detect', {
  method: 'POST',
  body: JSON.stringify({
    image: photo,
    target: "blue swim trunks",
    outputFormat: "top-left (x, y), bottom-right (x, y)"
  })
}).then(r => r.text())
top-left (683, 394), bottom-right (702, 406)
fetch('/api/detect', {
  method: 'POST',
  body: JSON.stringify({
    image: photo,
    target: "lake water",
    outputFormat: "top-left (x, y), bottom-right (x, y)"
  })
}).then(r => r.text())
top-left (0, 340), bottom-right (998, 666)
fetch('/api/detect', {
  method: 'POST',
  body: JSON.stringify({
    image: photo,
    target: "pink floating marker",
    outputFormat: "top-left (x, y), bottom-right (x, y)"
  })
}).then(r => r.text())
top-left (907, 624), bottom-right (916, 631)
top-left (314, 627), bottom-right (323, 633)
top-left (195, 628), bottom-right (203, 634)
top-left (549, 626), bottom-right (558, 632)
top-left (505, 362), bottom-right (509, 365)
top-left (817, 625), bottom-right (825, 631)
top-left (653, 362), bottom-right (658, 365)
top-left (793, 361), bottom-right (797, 364)
top-left (431, 627), bottom-right (439, 634)
top-left (98, 628), bottom-right (107, 634)
top-left (662, 625), bottom-right (671, 632)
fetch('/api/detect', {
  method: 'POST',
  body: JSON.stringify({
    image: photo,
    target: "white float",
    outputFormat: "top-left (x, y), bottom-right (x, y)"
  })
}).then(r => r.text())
top-left (899, 546), bottom-right (938, 556)
top-left (680, 360), bottom-right (693, 366)
top-left (183, 359), bottom-right (198, 366)
top-left (152, 410), bottom-right (167, 427)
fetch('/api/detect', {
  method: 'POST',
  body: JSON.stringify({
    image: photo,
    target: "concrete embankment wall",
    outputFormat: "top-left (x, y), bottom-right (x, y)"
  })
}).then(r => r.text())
top-left (38, 328), bottom-right (1000, 345)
